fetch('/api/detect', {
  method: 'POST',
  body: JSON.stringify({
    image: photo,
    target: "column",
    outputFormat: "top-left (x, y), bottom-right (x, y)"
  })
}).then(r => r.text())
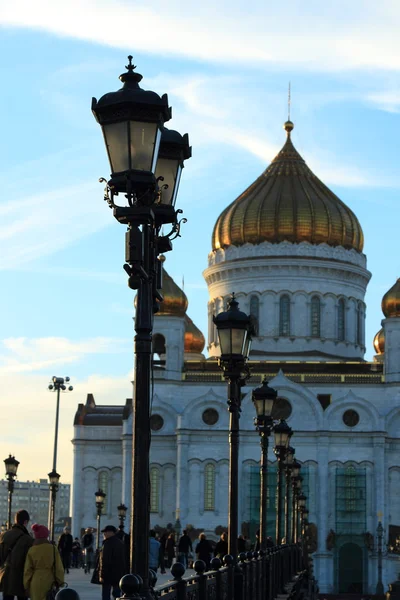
top-left (176, 422), bottom-right (190, 522)
top-left (314, 442), bottom-right (332, 593)
top-left (122, 415), bottom-right (133, 525)
top-left (71, 437), bottom-right (84, 538)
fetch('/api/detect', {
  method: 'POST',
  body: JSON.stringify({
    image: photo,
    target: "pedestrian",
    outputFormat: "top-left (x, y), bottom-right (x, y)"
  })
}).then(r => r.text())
top-left (23, 524), bottom-right (64, 600)
top-left (57, 527), bottom-right (73, 574)
top-left (177, 530), bottom-right (192, 568)
top-left (0, 509), bottom-right (33, 600)
top-left (214, 532), bottom-right (228, 559)
top-left (166, 533), bottom-right (175, 568)
top-left (237, 534), bottom-right (246, 554)
top-left (81, 528), bottom-right (94, 574)
top-left (195, 533), bottom-right (212, 570)
top-left (71, 538), bottom-right (81, 568)
top-left (158, 533), bottom-right (167, 574)
top-left (91, 525), bottom-right (126, 600)
top-left (148, 530), bottom-right (160, 574)
top-left (255, 529), bottom-right (260, 552)
top-left (266, 536), bottom-right (274, 548)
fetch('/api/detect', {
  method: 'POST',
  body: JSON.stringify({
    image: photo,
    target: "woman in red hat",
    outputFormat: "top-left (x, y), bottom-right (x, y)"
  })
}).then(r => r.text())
top-left (23, 524), bottom-right (64, 600)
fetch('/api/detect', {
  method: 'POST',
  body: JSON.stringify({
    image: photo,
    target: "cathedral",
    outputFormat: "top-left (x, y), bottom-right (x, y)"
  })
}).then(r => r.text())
top-left (71, 120), bottom-right (400, 594)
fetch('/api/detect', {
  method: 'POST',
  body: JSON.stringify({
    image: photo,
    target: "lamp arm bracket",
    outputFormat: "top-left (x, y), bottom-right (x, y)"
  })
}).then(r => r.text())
top-left (162, 209), bottom-right (187, 241)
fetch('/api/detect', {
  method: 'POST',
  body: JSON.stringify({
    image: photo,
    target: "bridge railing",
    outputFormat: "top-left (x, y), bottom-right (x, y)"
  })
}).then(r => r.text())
top-left (153, 542), bottom-right (303, 600)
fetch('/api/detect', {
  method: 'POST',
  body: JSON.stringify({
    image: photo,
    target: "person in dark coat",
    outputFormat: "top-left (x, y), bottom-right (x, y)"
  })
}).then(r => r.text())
top-left (165, 533), bottom-right (175, 568)
top-left (177, 530), bottom-right (192, 568)
top-left (237, 535), bottom-right (246, 554)
top-left (92, 525), bottom-right (126, 600)
top-left (57, 527), bottom-right (73, 573)
top-left (0, 509), bottom-right (33, 600)
top-left (195, 533), bottom-right (212, 569)
top-left (214, 532), bottom-right (228, 558)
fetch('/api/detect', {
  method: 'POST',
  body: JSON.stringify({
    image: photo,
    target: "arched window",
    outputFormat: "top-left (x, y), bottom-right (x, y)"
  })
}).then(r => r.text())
top-left (338, 299), bottom-right (345, 341)
top-left (152, 334), bottom-right (166, 358)
top-left (356, 303), bottom-right (363, 346)
top-left (250, 296), bottom-right (259, 336)
top-left (279, 295), bottom-right (290, 336)
top-left (204, 463), bottom-right (216, 511)
top-left (344, 465), bottom-right (357, 512)
top-left (98, 472), bottom-right (108, 514)
top-left (150, 467), bottom-right (160, 513)
top-left (310, 296), bottom-right (321, 338)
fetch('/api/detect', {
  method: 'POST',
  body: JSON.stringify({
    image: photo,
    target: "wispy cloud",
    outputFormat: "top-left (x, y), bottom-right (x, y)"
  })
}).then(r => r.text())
top-left (367, 91), bottom-right (400, 113)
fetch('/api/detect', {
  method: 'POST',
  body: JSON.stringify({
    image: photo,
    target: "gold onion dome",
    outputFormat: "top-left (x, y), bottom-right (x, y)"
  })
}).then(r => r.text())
top-left (382, 278), bottom-right (400, 318)
top-left (184, 315), bottom-right (205, 353)
top-left (156, 256), bottom-right (188, 317)
top-left (212, 121), bottom-right (364, 252)
top-left (373, 328), bottom-right (385, 355)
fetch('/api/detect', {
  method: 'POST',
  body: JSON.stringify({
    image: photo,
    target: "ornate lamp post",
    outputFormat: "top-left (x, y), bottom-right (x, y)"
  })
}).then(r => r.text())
top-left (298, 494), bottom-right (307, 540)
top-left (92, 57), bottom-right (191, 596)
top-left (95, 489), bottom-right (106, 551)
top-left (284, 446), bottom-right (295, 543)
top-left (4, 455), bottom-right (19, 529)
top-left (118, 503), bottom-right (128, 532)
top-left (273, 420), bottom-right (292, 545)
top-left (48, 470), bottom-right (60, 542)
top-left (376, 521), bottom-right (384, 595)
top-left (291, 461), bottom-right (301, 543)
top-left (252, 379), bottom-right (277, 550)
top-left (214, 294), bottom-right (252, 557)
top-left (48, 376), bottom-right (73, 536)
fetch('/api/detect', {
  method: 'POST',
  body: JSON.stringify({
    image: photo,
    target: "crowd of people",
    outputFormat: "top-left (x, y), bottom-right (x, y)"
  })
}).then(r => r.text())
top-left (0, 509), bottom-right (266, 600)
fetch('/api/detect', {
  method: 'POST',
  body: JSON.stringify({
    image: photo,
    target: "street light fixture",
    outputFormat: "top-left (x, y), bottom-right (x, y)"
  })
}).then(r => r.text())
top-left (92, 57), bottom-right (191, 595)
top-left (252, 378), bottom-right (277, 550)
top-left (284, 446), bottom-right (295, 543)
top-left (214, 294), bottom-right (252, 557)
top-left (273, 420), bottom-right (292, 545)
top-left (4, 455), bottom-right (19, 529)
top-left (48, 376), bottom-right (73, 539)
top-left (95, 489), bottom-right (106, 551)
top-left (291, 460), bottom-right (301, 543)
top-left (117, 503), bottom-right (128, 532)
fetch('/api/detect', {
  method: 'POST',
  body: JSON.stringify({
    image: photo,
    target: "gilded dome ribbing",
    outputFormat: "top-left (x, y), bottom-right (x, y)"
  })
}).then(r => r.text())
top-left (373, 328), bottom-right (385, 354)
top-left (212, 122), bottom-right (364, 252)
top-left (382, 278), bottom-right (400, 318)
top-left (184, 315), bottom-right (205, 353)
top-left (157, 256), bottom-right (188, 317)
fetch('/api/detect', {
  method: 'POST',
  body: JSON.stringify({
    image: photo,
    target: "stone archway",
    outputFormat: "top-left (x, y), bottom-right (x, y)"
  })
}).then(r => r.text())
top-left (338, 542), bottom-right (364, 593)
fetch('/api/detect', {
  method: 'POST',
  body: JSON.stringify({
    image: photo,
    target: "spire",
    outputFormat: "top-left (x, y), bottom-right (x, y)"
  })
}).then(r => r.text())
top-left (284, 82), bottom-right (294, 136)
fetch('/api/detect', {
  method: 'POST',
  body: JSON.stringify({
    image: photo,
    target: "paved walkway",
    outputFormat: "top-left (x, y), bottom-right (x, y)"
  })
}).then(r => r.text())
top-left (64, 566), bottom-right (196, 599)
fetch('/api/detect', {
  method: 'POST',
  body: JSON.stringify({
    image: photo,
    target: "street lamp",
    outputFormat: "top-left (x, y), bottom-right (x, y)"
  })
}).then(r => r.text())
top-left (48, 376), bottom-right (73, 537)
top-left (298, 494), bottom-right (307, 541)
top-left (4, 455), bottom-right (19, 529)
top-left (214, 294), bottom-right (252, 557)
top-left (284, 446), bottom-right (295, 543)
top-left (376, 521), bottom-right (384, 595)
top-left (252, 378), bottom-right (277, 550)
top-left (92, 57), bottom-right (191, 594)
top-left (95, 489), bottom-right (106, 551)
top-left (273, 419), bottom-right (292, 545)
top-left (48, 470), bottom-right (60, 542)
top-left (291, 460), bottom-right (301, 543)
top-left (117, 503), bottom-right (128, 532)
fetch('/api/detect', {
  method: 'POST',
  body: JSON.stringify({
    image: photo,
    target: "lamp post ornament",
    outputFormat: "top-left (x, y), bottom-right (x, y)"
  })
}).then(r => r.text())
top-left (376, 520), bottom-right (384, 595)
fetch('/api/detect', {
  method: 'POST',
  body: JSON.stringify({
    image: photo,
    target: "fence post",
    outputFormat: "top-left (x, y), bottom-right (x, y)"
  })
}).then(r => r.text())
top-left (239, 553), bottom-right (248, 600)
top-left (194, 560), bottom-right (207, 600)
top-left (118, 574), bottom-right (142, 599)
top-left (171, 562), bottom-right (187, 600)
top-left (211, 557), bottom-right (222, 599)
top-left (223, 555), bottom-right (235, 600)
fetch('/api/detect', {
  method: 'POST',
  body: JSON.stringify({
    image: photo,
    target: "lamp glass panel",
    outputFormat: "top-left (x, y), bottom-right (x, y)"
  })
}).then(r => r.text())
top-left (231, 328), bottom-right (246, 355)
top-left (243, 332), bottom-right (251, 359)
top-left (103, 122), bottom-right (129, 173)
top-left (95, 491), bottom-right (105, 503)
top-left (155, 158), bottom-right (179, 206)
top-left (217, 329), bottom-right (231, 356)
top-left (129, 121), bottom-right (159, 172)
top-left (5, 460), bottom-right (18, 476)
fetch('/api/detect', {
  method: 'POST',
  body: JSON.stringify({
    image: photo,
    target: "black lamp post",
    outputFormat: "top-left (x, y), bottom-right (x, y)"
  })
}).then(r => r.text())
top-left (95, 489), bottom-right (106, 551)
top-left (298, 494), bottom-right (307, 540)
top-left (376, 521), bottom-right (384, 595)
top-left (214, 294), bottom-right (252, 558)
top-left (118, 503), bottom-right (128, 532)
top-left (273, 420), bottom-right (292, 545)
top-left (291, 461), bottom-right (301, 543)
top-left (284, 446), bottom-right (295, 543)
top-left (92, 57), bottom-right (191, 596)
top-left (48, 470), bottom-right (60, 542)
top-left (48, 376), bottom-right (73, 537)
top-left (4, 455), bottom-right (19, 529)
top-left (252, 379), bottom-right (277, 550)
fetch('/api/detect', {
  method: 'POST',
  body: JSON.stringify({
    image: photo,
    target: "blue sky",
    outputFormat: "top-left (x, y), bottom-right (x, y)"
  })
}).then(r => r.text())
top-left (0, 0), bottom-right (400, 483)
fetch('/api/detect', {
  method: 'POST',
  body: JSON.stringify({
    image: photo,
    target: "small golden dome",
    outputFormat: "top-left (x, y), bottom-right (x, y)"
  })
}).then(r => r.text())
top-left (212, 122), bottom-right (364, 252)
top-left (382, 278), bottom-right (400, 318)
top-left (184, 315), bottom-right (205, 353)
top-left (157, 260), bottom-right (188, 317)
top-left (373, 328), bottom-right (385, 354)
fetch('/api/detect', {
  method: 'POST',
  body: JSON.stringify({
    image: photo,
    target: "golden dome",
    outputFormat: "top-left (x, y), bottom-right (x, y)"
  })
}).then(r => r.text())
top-left (184, 315), bottom-right (205, 354)
top-left (382, 278), bottom-right (400, 318)
top-left (156, 257), bottom-right (188, 317)
top-left (373, 328), bottom-right (385, 354)
top-left (212, 122), bottom-right (364, 252)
